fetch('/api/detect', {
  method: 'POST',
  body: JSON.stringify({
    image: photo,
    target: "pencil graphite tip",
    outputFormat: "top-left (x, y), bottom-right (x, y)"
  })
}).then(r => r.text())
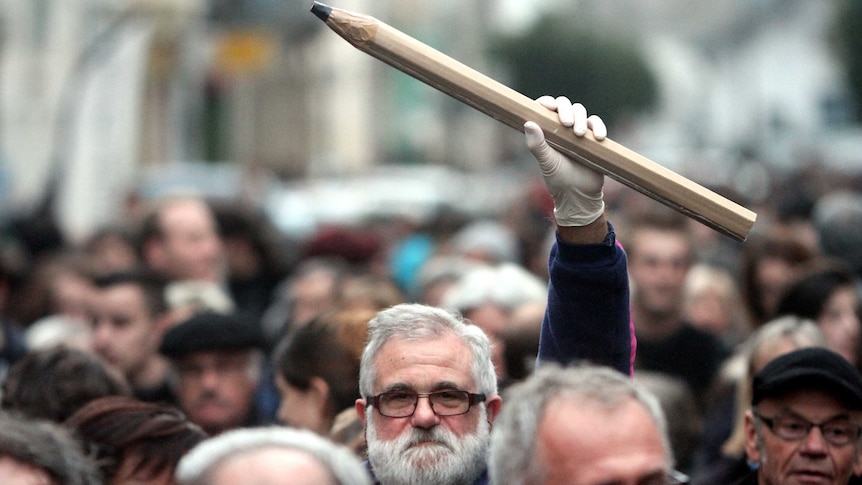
top-left (310, 2), bottom-right (332, 22)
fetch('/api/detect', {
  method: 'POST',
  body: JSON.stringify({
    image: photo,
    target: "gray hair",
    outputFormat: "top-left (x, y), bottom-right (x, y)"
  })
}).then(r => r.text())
top-left (744, 315), bottom-right (825, 372)
top-left (488, 364), bottom-right (673, 485)
top-left (175, 426), bottom-right (370, 485)
top-left (721, 315), bottom-right (825, 456)
top-left (359, 303), bottom-right (497, 400)
top-left (442, 263), bottom-right (547, 313)
top-left (0, 412), bottom-right (100, 485)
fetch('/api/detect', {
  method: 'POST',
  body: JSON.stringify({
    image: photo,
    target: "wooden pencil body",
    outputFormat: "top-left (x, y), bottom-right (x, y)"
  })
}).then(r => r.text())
top-left (314, 3), bottom-right (756, 241)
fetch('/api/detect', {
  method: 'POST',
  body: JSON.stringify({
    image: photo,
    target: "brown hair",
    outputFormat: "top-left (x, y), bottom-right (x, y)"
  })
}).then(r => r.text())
top-left (66, 395), bottom-right (207, 482)
top-left (2, 346), bottom-right (130, 422)
top-left (274, 309), bottom-right (373, 423)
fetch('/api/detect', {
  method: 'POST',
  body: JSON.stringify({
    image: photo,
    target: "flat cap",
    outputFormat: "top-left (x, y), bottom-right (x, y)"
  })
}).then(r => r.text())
top-left (752, 347), bottom-right (862, 409)
top-left (159, 311), bottom-right (265, 358)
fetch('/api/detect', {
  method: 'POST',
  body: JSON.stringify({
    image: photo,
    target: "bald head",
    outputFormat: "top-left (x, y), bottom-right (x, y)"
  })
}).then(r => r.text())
top-left (176, 427), bottom-right (370, 485)
top-left (209, 447), bottom-right (336, 485)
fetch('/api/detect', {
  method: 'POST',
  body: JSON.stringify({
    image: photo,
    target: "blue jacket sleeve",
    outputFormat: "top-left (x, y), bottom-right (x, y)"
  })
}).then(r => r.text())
top-left (537, 223), bottom-right (633, 375)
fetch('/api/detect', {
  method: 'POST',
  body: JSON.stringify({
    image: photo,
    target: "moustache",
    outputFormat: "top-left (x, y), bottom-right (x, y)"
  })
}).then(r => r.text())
top-left (192, 390), bottom-right (230, 409)
top-left (401, 428), bottom-right (454, 452)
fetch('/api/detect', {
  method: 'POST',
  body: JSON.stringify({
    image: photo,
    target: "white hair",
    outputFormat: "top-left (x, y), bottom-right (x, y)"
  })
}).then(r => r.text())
top-left (358, 303), bottom-right (497, 400)
top-left (442, 263), bottom-right (547, 313)
top-left (175, 426), bottom-right (370, 485)
top-left (489, 364), bottom-right (673, 485)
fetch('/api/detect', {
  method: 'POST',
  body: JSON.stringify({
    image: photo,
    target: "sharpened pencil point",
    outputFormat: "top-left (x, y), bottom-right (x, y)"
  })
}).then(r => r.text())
top-left (311, 2), bottom-right (332, 22)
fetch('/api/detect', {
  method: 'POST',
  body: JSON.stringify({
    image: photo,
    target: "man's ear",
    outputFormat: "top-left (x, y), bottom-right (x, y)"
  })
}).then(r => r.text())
top-left (308, 377), bottom-right (330, 408)
top-left (154, 312), bottom-right (174, 337)
top-left (356, 398), bottom-right (368, 427)
top-left (485, 395), bottom-right (503, 425)
top-left (853, 445), bottom-right (862, 477)
top-left (743, 410), bottom-right (762, 465)
top-left (143, 239), bottom-right (167, 270)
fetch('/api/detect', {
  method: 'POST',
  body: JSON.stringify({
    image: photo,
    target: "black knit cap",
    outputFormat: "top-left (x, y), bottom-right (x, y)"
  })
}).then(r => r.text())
top-left (752, 347), bottom-right (862, 409)
top-left (159, 311), bottom-right (265, 358)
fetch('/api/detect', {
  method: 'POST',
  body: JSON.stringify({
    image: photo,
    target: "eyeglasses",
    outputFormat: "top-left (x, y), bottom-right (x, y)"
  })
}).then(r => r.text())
top-left (754, 411), bottom-right (862, 446)
top-left (371, 390), bottom-right (486, 418)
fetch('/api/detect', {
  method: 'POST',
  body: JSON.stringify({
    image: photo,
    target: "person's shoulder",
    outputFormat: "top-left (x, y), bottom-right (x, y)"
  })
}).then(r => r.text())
top-left (0, 319), bottom-right (27, 361)
top-left (679, 322), bottom-right (726, 347)
top-left (691, 455), bottom-right (751, 485)
top-left (472, 469), bottom-right (490, 485)
top-left (667, 323), bottom-right (731, 362)
top-left (728, 470), bottom-right (759, 485)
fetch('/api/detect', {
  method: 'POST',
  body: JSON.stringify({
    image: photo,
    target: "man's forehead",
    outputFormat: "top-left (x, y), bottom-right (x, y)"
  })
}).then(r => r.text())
top-left (758, 387), bottom-right (862, 418)
top-left (100, 281), bottom-right (146, 295)
top-left (373, 334), bottom-right (475, 388)
top-left (376, 332), bottom-right (470, 355)
top-left (536, 397), bottom-right (668, 485)
top-left (95, 286), bottom-right (148, 312)
top-left (178, 349), bottom-right (252, 364)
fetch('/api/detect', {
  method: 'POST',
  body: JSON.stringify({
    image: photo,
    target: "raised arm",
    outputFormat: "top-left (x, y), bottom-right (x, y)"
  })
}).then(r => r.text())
top-left (528, 96), bottom-right (633, 375)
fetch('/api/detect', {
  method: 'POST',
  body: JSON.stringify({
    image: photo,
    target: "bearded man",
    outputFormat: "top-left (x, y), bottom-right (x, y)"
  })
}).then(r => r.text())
top-left (354, 97), bottom-right (631, 484)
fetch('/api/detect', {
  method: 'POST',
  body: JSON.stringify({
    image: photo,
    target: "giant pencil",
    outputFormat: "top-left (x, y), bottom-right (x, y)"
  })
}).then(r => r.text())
top-left (310, 2), bottom-right (757, 241)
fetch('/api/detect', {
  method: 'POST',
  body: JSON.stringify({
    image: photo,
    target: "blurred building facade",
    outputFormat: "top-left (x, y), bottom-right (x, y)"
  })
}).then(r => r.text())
top-left (0, 0), bottom-right (856, 242)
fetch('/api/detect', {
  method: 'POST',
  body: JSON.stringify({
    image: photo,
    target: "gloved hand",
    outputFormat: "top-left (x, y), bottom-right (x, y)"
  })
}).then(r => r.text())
top-left (525, 96), bottom-right (607, 227)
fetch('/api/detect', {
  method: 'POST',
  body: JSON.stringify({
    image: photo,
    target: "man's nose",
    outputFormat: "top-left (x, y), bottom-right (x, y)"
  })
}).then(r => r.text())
top-left (200, 367), bottom-right (222, 388)
top-left (800, 426), bottom-right (829, 455)
top-left (410, 396), bottom-right (441, 429)
top-left (92, 323), bottom-right (111, 346)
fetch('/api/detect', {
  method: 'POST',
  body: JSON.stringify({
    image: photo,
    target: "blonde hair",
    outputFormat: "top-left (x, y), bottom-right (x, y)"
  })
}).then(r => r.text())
top-left (720, 316), bottom-right (825, 456)
top-left (682, 263), bottom-right (750, 346)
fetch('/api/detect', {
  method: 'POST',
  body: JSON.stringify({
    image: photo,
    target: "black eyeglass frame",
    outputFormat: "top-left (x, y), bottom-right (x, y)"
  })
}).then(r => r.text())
top-left (753, 410), bottom-right (862, 446)
top-left (371, 390), bottom-right (486, 418)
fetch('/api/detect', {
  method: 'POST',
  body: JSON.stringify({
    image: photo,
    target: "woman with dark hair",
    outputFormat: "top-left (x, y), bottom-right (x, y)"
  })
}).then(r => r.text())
top-left (738, 232), bottom-right (817, 329)
top-left (775, 262), bottom-right (861, 366)
top-left (2, 345), bottom-right (130, 422)
top-left (66, 395), bottom-right (207, 485)
top-left (273, 309), bottom-right (372, 447)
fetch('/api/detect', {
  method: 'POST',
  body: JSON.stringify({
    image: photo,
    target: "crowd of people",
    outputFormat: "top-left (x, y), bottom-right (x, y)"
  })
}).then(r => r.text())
top-left (1, 96), bottom-right (862, 485)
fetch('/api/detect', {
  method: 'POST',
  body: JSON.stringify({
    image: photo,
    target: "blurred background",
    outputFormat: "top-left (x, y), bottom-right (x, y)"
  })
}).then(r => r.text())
top-left (0, 0), bottom-right (860, 243)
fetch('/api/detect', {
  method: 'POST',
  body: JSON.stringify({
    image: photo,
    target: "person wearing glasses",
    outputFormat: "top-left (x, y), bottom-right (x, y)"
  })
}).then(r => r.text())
top-left (489, 364), bottom-right (687, 485)
top-left (356, 304), bottom-right (502, 484)
top-left (741, 347), bottom-right (862, 485)
top-left (354, 97), bottom-right (633, 484)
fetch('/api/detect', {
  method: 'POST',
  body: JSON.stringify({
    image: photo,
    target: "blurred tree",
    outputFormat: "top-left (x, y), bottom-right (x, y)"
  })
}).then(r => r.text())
top-left (208, 0), bottom-right (321, 41)
top-left (490, 14), bottom-right (657, 129)
top-left (835, 0), bottom-right (862, 121)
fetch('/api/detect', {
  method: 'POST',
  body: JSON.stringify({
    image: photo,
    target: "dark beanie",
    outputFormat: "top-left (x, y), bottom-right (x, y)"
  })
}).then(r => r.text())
top-left (752, 347), bottom-right (862, 409)
top-left (159, 311), bottom-right (265, 358)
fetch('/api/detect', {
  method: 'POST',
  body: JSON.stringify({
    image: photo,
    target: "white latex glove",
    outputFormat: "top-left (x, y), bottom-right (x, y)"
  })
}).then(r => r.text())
top-left (525, 96), bottom-right (607, 227)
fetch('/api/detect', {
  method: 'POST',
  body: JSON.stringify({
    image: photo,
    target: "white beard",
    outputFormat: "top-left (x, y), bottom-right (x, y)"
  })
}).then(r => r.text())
top-left (366, 407), bottom-right (490, 485)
